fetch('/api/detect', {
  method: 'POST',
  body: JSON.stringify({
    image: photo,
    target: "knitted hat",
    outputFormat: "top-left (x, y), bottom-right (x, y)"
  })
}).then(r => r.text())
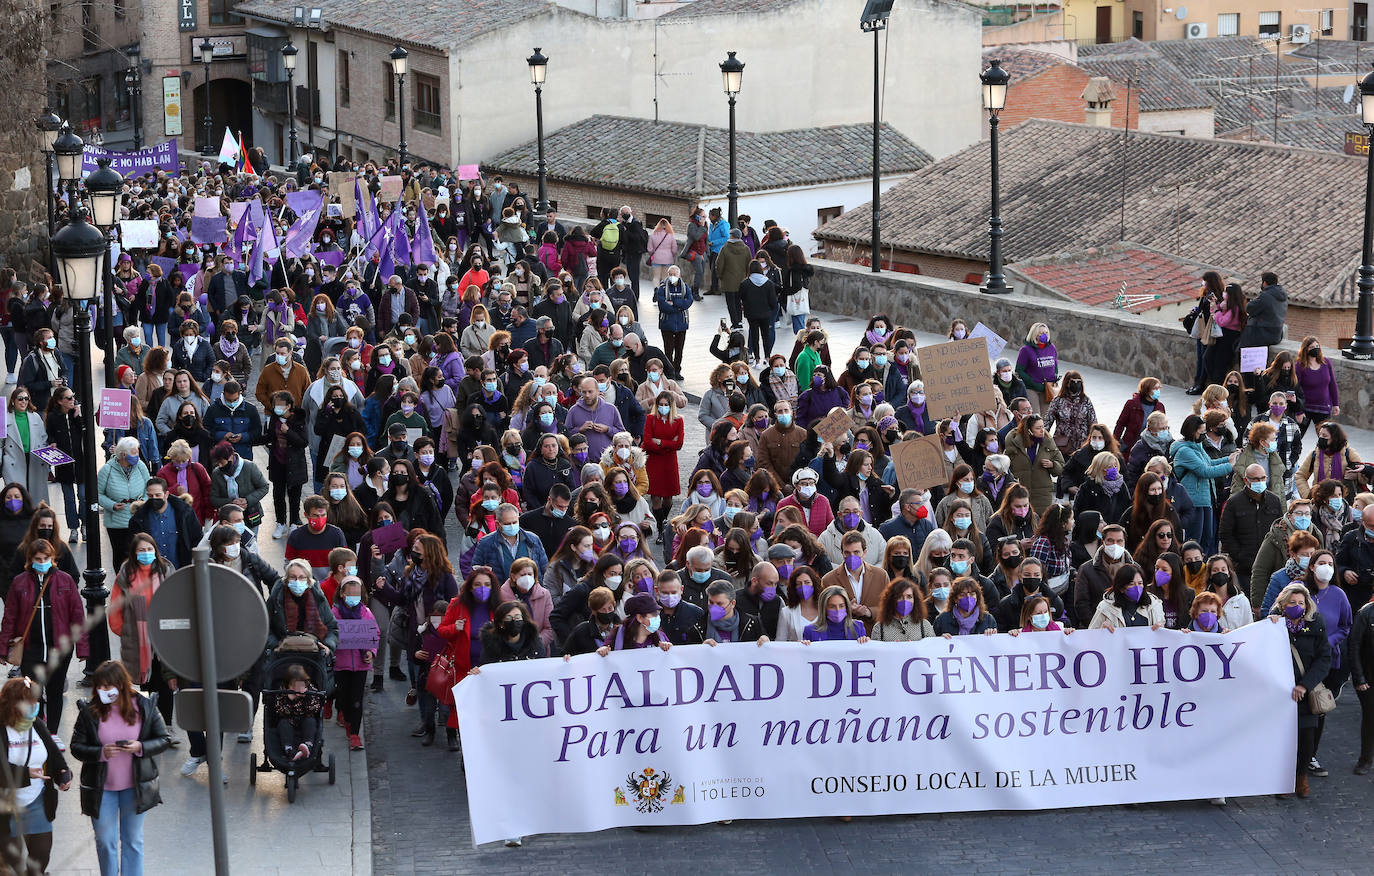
top-left (116, 365), bottom-right (133, 385)
top-left (623, 593), bottom-right (658, 617)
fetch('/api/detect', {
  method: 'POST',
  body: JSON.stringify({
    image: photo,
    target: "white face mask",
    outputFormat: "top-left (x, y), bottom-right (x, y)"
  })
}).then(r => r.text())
top-left (97, 687), bottom-right (120, 705)
top-left (224, 543), bottom-right (241, 558)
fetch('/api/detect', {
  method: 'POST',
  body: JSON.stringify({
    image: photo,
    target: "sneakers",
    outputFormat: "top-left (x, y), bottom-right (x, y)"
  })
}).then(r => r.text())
top-left (179, 756), bottom-right (206, 777)
top-left (68, 529), bottom-right (79, 544)
top-left (1309, 757), bottom-right (1328, 777)
top-left (273, 523), bottom-right (287, 539)
top-left (349, 734), bottom-right (363, 751)
top-left (237, 731), bottom-right (253, 744)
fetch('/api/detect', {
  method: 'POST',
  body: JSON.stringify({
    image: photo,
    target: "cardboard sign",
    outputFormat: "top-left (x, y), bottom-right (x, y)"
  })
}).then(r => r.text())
top-left (405, 427), bottom-right (423, 446)
top-left (378, 175), bottom-right (403, 204)
top-left (890, 433), bottom-right (950, 491)
top-left (969, 322), bottom-right (1007, 362)
top-left (421, 191), bottom-right (436, 213)
top-left (813, 407), bottom-right (852, 447)
top-left (918, 338), bottom-right (1001, 420)
top-left (33, 446), bottom-right (75, 467)
top-left (326, 203), bottom-right (343, 218)
top-left (337, 617), bottom-right (380, 651)
top-left (324, 434), bottom-right (345, 466)
top-left (119, 220), bottom-right (160, 249)
top-left (1240, 346), bottom-right (1268, 373)
top-left (330, 171), bottom-right (357, 218)
top-left (372, 522), bottom-right (407, 556)
top-left (457, 164), bottom-right (481, 181)
top-left (98, 388), bottom-right (133, 430)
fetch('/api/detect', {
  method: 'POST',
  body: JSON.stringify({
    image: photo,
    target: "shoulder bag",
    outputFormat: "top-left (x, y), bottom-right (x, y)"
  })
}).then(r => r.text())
top-left (1291, 642), bottom-right (1336, 715)
top-left (7, 576), bottom-right (52, 666)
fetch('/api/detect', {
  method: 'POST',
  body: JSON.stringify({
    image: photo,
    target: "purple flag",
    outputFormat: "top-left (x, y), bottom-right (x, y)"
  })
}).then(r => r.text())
top-left (316, 250), bottom-right (346, 269)
top-left (231, 199), bottom-right (262, 255)
top-left (248, 220), bottom-right (267, 286)
top-left (376, 209), bottom-right (402, 280)
top-left (282, 190), bottom-right (323, 259)
top-left (356, 177), bottom-right (378, 254)
top-left (176, 262), bottom-right (201, 281)
top-left (412, 198), bottom-right (437, 265)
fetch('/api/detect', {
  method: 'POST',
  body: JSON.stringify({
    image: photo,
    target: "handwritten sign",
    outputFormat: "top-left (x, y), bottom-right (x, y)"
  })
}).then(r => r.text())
top-left (378, 175), bottom-right (403, 204)
top-left (969, 322), bottom-right (1007, 361)
top-left (918, 337), bottom-right (1001, 420)
top-left (457, 164), bottom-right (481, 181)
top-left (119, 220), bottom-right (160, 249)
top-left (405, 427), bottom-right (423, 446)
top-left (372, 522), bottom-right (407, 556)
top-left (812, 407), bottom-right (852, 447)
top-left (337, 617), bottom-right (380, 651)
top-left (1240, 346), bottom-right (1268, 373)
top-left (33, 446), bottom-right (75, 467)
top-left (98, 388), bottom-right (133, 430)
top-left (330, 171), bottom-right (357, 218)
top-left (890, 433), bottom-right (950, 490)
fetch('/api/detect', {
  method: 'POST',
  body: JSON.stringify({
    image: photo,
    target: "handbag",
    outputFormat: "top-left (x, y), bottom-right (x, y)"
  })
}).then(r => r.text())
top-left (1197, 316), bottom-right (1216, 347)
top-left (785, 287), bottom-right (810, 317)
top-left (1181, 306), bottom-right (1200, 335)
top-left (425, 648), bottom-right (458, 705)
top-left (1042, 382), bottom-right (1057, 405)
top-left (1290, 643), bottom-right (1337, 716)
top-left (7, 576), bottom-right (52, 665)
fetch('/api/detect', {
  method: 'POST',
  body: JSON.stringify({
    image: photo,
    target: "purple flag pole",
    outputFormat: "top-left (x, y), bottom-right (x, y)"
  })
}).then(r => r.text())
top-left (412, 198), bottom-right (437, 265)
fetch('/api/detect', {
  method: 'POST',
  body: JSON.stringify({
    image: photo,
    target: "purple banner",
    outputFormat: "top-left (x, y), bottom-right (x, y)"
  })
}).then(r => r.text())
top-left (190, 215), bottom-right (227, 245)
top-left (316, 250), bottom-right (345, 269)
top-left (82, 138), bottom-right (180, 177)
top-left (412, 198), bottom-right (437, 265)
top-left (282, 191), bottom-right (323, 259)
top-left (150, 256), bottom-right (177, 278)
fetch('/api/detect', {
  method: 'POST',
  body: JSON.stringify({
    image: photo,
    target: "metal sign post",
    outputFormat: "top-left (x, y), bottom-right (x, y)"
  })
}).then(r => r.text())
top-left (194, 548), bottom-right (231, 875)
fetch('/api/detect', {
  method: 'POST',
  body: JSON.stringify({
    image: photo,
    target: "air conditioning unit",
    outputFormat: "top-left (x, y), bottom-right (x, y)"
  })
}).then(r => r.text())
top-left (1185, 21), bottom-right (1207, 38)
top-left (1290, 23), bottom-right (1312, 42)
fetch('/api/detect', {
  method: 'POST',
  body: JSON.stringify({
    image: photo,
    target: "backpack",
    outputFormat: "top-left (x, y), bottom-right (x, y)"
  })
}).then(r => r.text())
top-left (599, 220), bottom-right (620, 253)
top-left (540, 244), bottom-right (562, 274)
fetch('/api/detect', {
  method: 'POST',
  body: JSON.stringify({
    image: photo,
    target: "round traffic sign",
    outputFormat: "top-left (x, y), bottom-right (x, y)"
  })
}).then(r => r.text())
top-left (147, 563), bottom-right (269, 681)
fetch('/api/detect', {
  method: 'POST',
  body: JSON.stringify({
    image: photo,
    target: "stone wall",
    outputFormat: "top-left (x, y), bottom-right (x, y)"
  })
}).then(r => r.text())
top-left (807, 259), bottom-right (1374, 431)
top-left (1, 0), bottom-right (51, 283)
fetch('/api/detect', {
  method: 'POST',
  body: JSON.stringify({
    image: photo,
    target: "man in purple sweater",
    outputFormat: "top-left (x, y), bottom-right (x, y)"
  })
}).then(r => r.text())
top-left (563, 375), bottom-right (624, 459)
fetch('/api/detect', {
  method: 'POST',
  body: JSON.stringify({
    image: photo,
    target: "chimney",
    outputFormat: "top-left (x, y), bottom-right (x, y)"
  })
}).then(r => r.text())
top-left (1081, 76), bottom-right (1116, 128)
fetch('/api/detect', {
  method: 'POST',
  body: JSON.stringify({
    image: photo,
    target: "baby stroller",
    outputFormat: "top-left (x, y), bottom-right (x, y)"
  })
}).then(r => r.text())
top-left (250, 635), bottom-right (337, 802)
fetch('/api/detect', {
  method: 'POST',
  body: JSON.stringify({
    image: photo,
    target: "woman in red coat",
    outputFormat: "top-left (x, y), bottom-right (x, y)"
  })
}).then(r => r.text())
top-left (435, 589), bottom-right (474, 751)
top-left (643, 391), bottom-right (685, 539)
top-left (156, 438), bottom-right (214, 524)
top-left (1, 539), bottom-right (89, 732)
top-left (1113, 376), bottom-right (1165, 455)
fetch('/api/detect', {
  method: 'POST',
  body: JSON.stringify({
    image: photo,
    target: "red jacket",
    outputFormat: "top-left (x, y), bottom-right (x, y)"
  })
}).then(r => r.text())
top-left (156, 460), bottom-right (213, 523)
top-left (776, 492), bottom-right (834, 538)
top-left (1113, 394), bottom-right (1164, 454)
top-left (0, 570), bottom-right (90, 660)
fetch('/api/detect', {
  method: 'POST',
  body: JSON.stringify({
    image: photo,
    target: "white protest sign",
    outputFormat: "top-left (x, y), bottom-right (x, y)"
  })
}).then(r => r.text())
top-left (970, 322), bottom-right (1007, 361)
top-left (454, 623), bottom-right (1295, 845)
top-left (119, 220), bottom-right (160, 249)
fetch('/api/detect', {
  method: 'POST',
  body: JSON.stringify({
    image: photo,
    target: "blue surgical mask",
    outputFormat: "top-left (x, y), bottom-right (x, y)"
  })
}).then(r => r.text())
top-left (950, 559), bottom-right (969, 575)
top-left (953, 517), bottom-right (971, 530)
top-left (691, 570), bottom-right (711, 584)
top-left (136, 551), bottom-right (155, 566)
top-left (481, 498), bottom-right (499, 511)
top-left (539, 413), bottom-right (554, 427)
top-left (646, 615), bottom-right (661, 633)
top-left (344, 595), bottom-right (362, 607)
top-left (1329, 498), bottom-right (1344, 512)
top-left (31, 560), bottom-right (52, 574)
top-left (772, 366), bottom-right (785, 379)
top-left (500, 523), bottom-right (520, 537)
top-left (1291, 514), bottom-right (1311, 530)
top-left (777, 413), bottom-right (792, 427)
top-left (329, 488), bottom-right (346, 501)
top-left (1249, 480), bottom-right (1267, 494)
top-left (484, 381), bottom-right (498, 393)
top-left (232, 521), bottom-right (246, 535)
top-left (932, 586), bottom-right (951, 601)
top-left (657, 404), bottom-right (670, 416)
top-left (288, 579), bottom-right (309, 596)
top-left (276, 353), bottom-right (289, 365)
top-left (1297, 554), bottom-right (1311, 570)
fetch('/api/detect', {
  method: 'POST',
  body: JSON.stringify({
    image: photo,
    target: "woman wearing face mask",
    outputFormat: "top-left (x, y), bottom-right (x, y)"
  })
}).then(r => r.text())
top-left (71, 662), bottom-right (171, 876)
top-left (213, 318), bottom-right (253, 385)
top-left (1113, 377), bottom-right (1165, 454)
top-left (1006, 414), bottom-right (1064, 515)
top-left (2, 538), bottom-right (89, 732)
top-left (1042, 369), bottom-right (1095, 455)
top-left (870, 578), bottom-right (934, 642)
top-left (553, 550), bottom-right (627, 642)
top-left (1059, 424), bottom-right (1120, 498)
top-left (935, 464), bottom-right (993, 532)
top-left (892, 379), bottom-right (937, 437)
top-left (985, 484), bottom-right (1038, 554)
top-left (1072, 451), bottom-right (1134, 529)
top-left (879, 536), bottom-right (914, 585)
top-left (153, 369), bottom-right (209, 441)
top-left (312, 385), bottom-right (366, 490)
top-left (1007, 594), bottom-right (1071, 637)
top-left (1202, 554), bottom-right (1251, 631)
top-left (1014, 322), bottom-right (1058, 416)
top-left (97, 437), bottom-right (152, 573)
top-left (328, 577), bottom-right (376, 753)
top-left (1148, 551), bottom-right (1194, 630)
top-left (0, 674), bottom-right (72, 874)
top-left (1298, 549), bottom-right (1351, 779)
top-left (1310, 480), bottom-right (1351, 548)
top-left (262, 392), bottom-right (309, 539)
top-left (1089, 563), bottom-right (1165, 631)
top-left (8, 506), bottom-right (79, 585)
top-left (459, 303), bottom-right (495, 360)
top-left (0, 485), bottom-right (34, 567)
top-left (1230, 421), bottom-right (1286, 498)
top-left (382, 460), bottom-right (444, 540)
top-left (321, 473), bottom-right (369, 548)
top-left (1296, 422), bottom-right (1363, 500)
top-left (1268, 582), bottom-right (1330, 798)
top-left (774, 566), bottom-right (822, 641)
top-left (154, 439), bottom-right (213, 525)
top-left (1122, 473), bottom-right (1182, 557)
top-left (932, 578), bottom-right (997, 637)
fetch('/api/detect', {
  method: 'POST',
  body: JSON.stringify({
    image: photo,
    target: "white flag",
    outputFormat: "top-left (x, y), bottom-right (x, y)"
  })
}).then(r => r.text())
top-left (217, 129), bottom-right (239, 166)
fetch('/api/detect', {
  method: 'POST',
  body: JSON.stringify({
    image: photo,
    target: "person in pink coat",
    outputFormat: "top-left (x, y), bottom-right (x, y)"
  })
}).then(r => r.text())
top-left (498, 557), bottom-right (555, 653)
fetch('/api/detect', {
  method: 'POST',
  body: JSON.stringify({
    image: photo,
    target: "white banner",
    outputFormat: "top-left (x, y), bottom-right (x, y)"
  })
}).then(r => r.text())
top-left (454, 623), bottom-right (1296, 845)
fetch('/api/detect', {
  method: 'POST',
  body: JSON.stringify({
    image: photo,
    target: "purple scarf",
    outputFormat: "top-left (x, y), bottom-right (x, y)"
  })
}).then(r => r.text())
top-left (1316, 449), bottom-right (1344, 482)
top-left (956, 607), bottom-right (980, 635)
top-left (1026, 438), bottom-right (1040, 463)
top-left (218, 335), bottom-right (240, 358)
top-left (907, 402), bottom-right (927, 433)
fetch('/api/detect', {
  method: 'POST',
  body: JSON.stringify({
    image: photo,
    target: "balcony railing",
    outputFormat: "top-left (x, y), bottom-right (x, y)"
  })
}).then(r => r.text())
top-left (253, 79), bottom-right (288, 115)
top-left (414, 108), bottom-right (441, 133)
top-left (294, 85), bottom-right (320, 124)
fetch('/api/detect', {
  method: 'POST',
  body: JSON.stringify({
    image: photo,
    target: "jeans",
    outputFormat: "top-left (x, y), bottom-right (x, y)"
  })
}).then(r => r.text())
top-left (1194, 506), bottom-right (1218, 557)
top-left (791, 314), bottom-right (808, 333)
top-left (92, 787), bottom-right (144, 876)
top-left (368, 598), bottom-right (391, 671)
top-left (60, 482), bottom-right (85, 533)
top-left (690, 253), bottom-right (706, 291)
top-left (746, 317), bottom-right (775, 359)
top-left (1191, 340), bottom-right (1207, 389)
top-left (59, 352), bottom-right (77, 388)
top-left (142, 322), bottom-right (168, 348)
top-left (0, 326), bottom-right (17, 374)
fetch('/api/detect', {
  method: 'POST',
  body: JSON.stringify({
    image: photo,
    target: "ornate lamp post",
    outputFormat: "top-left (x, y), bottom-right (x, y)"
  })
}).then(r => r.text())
top-left (527, 47), bottom-right (549, 223)
top-left (719, 51), bottom-right (744, 230)
top-left (391, 45), bottom-right (409, 169)
top-left (980, 59), bottom-right (1011, 295)
top-left (1344, 63), bottom-right (1374, 360)
top-left (282, 41), bottom-right (299, 165)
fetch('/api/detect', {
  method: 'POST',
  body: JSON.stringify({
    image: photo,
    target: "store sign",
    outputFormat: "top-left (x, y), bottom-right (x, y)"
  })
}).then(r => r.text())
top-left (1344, 131), bottom-right (1369, 156)
top-left (178, 0), bottom-right (198, 31)
top-left (190, 35), bottom-right (247, 59)
top-left (163, 76), bottom-right (183, 137)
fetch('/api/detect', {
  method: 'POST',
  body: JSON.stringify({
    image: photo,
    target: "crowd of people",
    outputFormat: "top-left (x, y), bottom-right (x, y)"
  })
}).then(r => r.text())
top-left (1, 153), bottom-right (1373, 867)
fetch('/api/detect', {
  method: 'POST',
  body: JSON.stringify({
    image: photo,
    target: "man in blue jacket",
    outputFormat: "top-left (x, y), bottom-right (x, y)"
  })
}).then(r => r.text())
top-left (202, 381), bottom-right (262, 459)
top-left (706, 207), bottom-right (730, 294)
top-left (470, 503), bottom-right (549, 582)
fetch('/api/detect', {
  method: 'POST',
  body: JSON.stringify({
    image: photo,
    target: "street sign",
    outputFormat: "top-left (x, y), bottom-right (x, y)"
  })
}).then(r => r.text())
top-left (147, 562), bottom-right (268, 682)
top-left (174, 689), bottom-right (254, 733)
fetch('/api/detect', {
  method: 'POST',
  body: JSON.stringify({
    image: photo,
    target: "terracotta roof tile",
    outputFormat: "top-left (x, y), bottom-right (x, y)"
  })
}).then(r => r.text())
top-left (1077, 51), bottom-right (1213, 111)
top-left (983, 47), bottom-right (1070, 81)
top-left (814, 119), bottom-right (1363, 307)
top-left (1005, 243), bottom-right (1215, 309)
top-left (234, 0), bottom-right (558, 51)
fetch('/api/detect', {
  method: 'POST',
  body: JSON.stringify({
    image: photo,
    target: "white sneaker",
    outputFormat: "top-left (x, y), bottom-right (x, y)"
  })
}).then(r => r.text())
top-left (5, 374), bottom-right (15, 384)
top-left (237, 731), bottom-right (253, 743)
top-left (273, 523), bottom-right (287, 539)
top-left (179, 756), bottom-right (206, 777)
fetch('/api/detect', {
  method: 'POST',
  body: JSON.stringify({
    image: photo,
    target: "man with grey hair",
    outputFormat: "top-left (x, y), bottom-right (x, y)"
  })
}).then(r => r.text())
top-left (622, 332), bottom-right (668, 384)
top-left (683, 544), bottom-right (731, 610)
top-left (470, 501), bottom-right (549, 581)
top-left (590, 324), bottom-right (625, 369)
top-left (1219, 462), bottom-right (1285, 587)
top-left (377, 273), bottom-right (417, 336)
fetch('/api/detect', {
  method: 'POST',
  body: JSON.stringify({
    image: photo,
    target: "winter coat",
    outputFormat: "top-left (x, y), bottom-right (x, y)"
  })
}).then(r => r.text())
top-left (1218, 488), bottom-right (1285, 578)
top-left (1248, 516), bottom-right (1324, 607)
top-left (44, 408), bottom-right (84, 486)
top-left (98, 458), bottom-right (152, 529)
top-left (266, 580), bottom-right (340, 651)
top-left (1168, 439), bottom-right (1233, 509)
top-left (70, 693), bottom-right (172, 817)
top-left (203, 399), bottom-right (263, 459)
top-left (1005, 430), bottom-right (1064, 513)
top-left (1283, 611), bottom-right (1331, 727)
top-left (0, 569), bottom-right (90, 659)
top-left (1072, 550), bottom-right (1132, 629)
top-left (1113, 394), bottom-right (1161, 453)
top-left (716, 240), bottom-right (751, 293)
top-left (739, 275), bottom-right (777, 321)
top-left (1230, 446), bottom-right (1286, 499)
top-left (499, 581), bottom-right (556, 654)
top-left (2, 411), bottom-right (49, 497)
top-left (209, 457), bottom-right (271, 525)
top-left (1088, 592), bottom-right (1165, 629)
top-left (128, 495), bottom-right (202, 566)
top-left (1237, 284), bottom-right (1288, 348)
top-left (653, 281), bottom-right (694, 333)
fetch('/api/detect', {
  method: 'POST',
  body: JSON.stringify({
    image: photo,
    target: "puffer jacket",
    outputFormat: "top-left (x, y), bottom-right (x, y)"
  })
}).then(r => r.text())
top-left (599, 445), bottom-right (650, 497)
top-left (1168, 439), bottom-right (1233, 509)
top-left (70, 693), bottom-right (172, 817)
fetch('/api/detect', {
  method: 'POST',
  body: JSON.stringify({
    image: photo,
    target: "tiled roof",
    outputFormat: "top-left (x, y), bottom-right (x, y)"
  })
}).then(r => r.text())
top-left (814, 119), bottom-right (1363, 307)
top-left (482, 114), bottom-right (933, 198)
top-left (1289, 39), bottom-right (1367, 74)
top-left (662, 0), bottom-right (800, 16)
top-left (984, 46), bottom-right (1070, 81)
top-left (1120, 36), bottom-right (1276, 82)
top-left (1211, 79), bottom-right (1355, 130)
top-left (1005, 243), bottom-right (1217, 310)
top-left (1077, 51), bottom-right (1213, 111)
top-left (233, 0), bottom-right (559, 51)
top-left (1219, 112), bottom-right (1366, 152)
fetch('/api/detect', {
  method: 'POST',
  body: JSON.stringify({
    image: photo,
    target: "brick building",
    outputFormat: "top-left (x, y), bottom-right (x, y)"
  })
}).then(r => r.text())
top-left (814, 118), bottom-right (1363, 347)
top-left (483, 115), bottom-right (933, 251)
top-left (47, 0), bottom-right (142, 148)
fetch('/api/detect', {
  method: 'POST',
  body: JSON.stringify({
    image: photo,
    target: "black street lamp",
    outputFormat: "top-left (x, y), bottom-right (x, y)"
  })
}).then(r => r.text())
top-left (528, 47), bottom-right (549, 222)
top-left (719, 51), bottom-right (744, 230)
top-left (1345, 64), bottom-right (1374, 360)
top-left (85, 157), bottom-right (123, 386)
top-left (53, 124), bottom-right (86, 208)
top-left (391, 45), bottom-right (409, 169)
top-left (125, 44), bottom-right (142, 149)
top-left (861, 0), bottom-right (894, 273)
top-left (980, 59), bottom-right (1011, 295)
top-left (282, 42), bottom-right (299, 165)
top-left (35, 108), bottom-right (63, 271)
top-left (50, 205), bottom-right (112, 673)
top-left (200, 38), bottom-right (215, 155)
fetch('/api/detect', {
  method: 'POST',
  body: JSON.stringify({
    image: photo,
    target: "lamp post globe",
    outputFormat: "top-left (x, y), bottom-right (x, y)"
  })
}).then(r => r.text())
top-left (85, 158), bottom-right (124, 230)
top-left (52, 125), bottom-right (85, 191)
top-left (35, 108), bottom-right (63, 154)
top-left (51, 211), bottom-right (106, 303)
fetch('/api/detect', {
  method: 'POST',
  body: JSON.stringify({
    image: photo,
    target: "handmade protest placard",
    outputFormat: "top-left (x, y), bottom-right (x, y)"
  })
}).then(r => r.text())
top-left (890, 434), bottom-right (949, 490)
top-left (813, 408), bottom-right (852, 447)
top-left (98, 389), bottom-right (133, 430)
top-left (33, 446), bottom-right (75, 467)
top-left (331, 171), bottom-right (358, 218)
top-left (1240, 346), bottom-right (1268, 373)
top-left (119, 220), bottom-right (159, 249)
top-left (919, 338), bottom-right (1000, 420)
top-left (337, 618), bottom-right (380, 651)
top-left (969, 323), bottom-right (1007, 361)
top-left (378, 175), bottom-right (403, 204)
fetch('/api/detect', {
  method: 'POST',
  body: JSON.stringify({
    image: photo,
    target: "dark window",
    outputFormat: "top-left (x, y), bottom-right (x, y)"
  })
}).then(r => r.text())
top-left (644, 212), bottom-right (670, 229)
top-left (1132, 11), bottom-right (1143, 37)
top-left (114, 0), bottom-right (125, 18)
top-left (208, 0), bottom-right (243, 25)
top-left (817, 206), bottom-right (843, 226)
top-left (414, 72), bottom-right (440, 132)
top-left (383, 66), bottom-right (395, 121)
top-left (338, 50), bottom-right (350, 107)
top-left (1258, 11), bottom-right (1280, 35)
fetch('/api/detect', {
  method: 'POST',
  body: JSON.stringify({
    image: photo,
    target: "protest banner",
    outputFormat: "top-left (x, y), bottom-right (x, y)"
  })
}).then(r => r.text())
top-left (98, 389), bottom-right (133, 430)
top-left (119, 220), bottom-right (159, 249)
top-left (918, 338), bottom-right (1000, 420)
top-left (454, 623), bottom-right (1294, 846)
top-left (969, 323), bottom-right (1007, 361)
top-left (378, 175), bottom-right (403, 204)
top-left (890, 434), bottom-right (949, 490)
top-left (813, 408), bottom-right (852, 447)
top-left (33, 446), bottom-right (75, 467)
top-left (82, 139), bottom-right (180, 176)
top-left (1240, 346), bottom-right (1268, 373)
top-left (331, 171), bottom-right (358, 218)
top-left (337, 618), bottom-right (380, 651)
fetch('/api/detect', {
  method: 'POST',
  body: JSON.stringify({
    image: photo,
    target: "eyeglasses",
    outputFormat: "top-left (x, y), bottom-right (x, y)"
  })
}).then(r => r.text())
top-left (1157, 531), bottom-right (1174, 539)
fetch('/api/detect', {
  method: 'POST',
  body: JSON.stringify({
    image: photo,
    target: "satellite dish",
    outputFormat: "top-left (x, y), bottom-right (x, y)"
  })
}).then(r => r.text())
top-left (1175, 6), bottom-right (1188, 19)
top-left (1345, 83), bottom-right (1356, 104)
